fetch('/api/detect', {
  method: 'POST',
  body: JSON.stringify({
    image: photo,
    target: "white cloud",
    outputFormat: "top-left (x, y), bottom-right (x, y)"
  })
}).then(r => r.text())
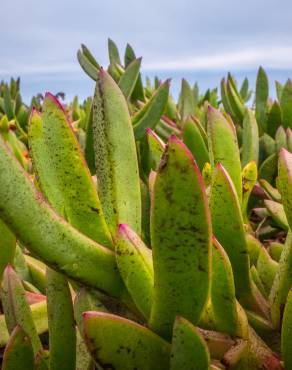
top-left (143, 46), bottom-right (292, 71)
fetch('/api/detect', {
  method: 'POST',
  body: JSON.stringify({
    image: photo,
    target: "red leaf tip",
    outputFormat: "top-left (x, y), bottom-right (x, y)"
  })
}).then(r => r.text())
top-left (45, 92), bottom-right (66, 113)
top-left (118, 224), bottom-right (128, 233)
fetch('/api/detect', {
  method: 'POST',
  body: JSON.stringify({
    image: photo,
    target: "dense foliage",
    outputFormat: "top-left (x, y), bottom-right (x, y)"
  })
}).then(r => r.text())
top-left (0, 39), bottom-right (292, 369)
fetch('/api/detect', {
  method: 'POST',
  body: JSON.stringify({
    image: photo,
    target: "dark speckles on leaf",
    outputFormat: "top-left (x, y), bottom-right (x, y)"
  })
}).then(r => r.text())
top-left (158, 152), bottom-right (169, 172)
top-left (90, 206), bottom-right (100, 214)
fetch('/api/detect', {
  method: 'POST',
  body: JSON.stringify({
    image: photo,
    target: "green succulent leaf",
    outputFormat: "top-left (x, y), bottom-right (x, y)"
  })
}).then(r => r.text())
top-left (226, 79), bottom-right (245, 124)
top-left (267, 101), bottom-right (282, 137)
top-left (210, 237), bottom-right (239, 336)
top-left (277, 148), bottom-right (292, 228)
top-left (83, 311), bottom-right (171, 370)
top-left (124, 43), bottom-right (145, 101)
top-left (81, 44), bottom-right (100, 69)
top-left (116, 224), bottom-right (154, 319)
top-left (207, 105), bottom-right (242, 202)
top-left (256, 247), bottom-right (278, 296)
top-left (170, 317), bottom-right (210, 370)
top-left (0, 136), bottom-right (126, 298)
top-left (178, 79), bottom-right (195, 122)
top-left (1, 325), bottom-right (34, 370)
top-left (0, 265), bottom-right (42, 354)
top-left (281, 289), bottom-right (292, 370)
top-left (264, 200), bottom-right (289, 231)
top-left (182, 117), bottom-right (209, 171)
top-left (108, 38), bottom-right (122, 66)
top-left (270, 231), bottom-right (292, 329)
top-left (0, 219), bottom-right (16, 281)
top-left (93, 69), bottom-right (141, 235)
top-left (118, 57), bottom-right (142, 100)
top-left (149, 136), bottom-right (211, 339)
top-left (210, 163), bottom-right (268, 316)
top-left (255, 66), bottom-right (269, 134)
top-left (280, 79), bottom-right (292, 129)
top-left (29, 97), bottom-right (113, 248)
top-left (133, 80), bottom-right (170, 140)
top-left (241, 109), bottom-right (259, 167)
top-left (241, 161), bottom-right (257, 224)
top-left (84, 102), bottom-right (96, 174)
top-left (46, 268), bottom-right (76, 370)
top-left (77, 49), bottom-right (99, 81)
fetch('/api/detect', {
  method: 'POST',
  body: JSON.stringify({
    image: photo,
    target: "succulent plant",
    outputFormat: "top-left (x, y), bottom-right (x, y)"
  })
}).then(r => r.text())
top-left (0, 40), bottom-right (291, 369)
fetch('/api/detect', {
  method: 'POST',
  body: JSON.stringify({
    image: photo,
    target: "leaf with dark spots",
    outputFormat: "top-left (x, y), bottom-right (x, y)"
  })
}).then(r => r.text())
top-left (28, 94), bottom-right (113, 249)
top-left (210, 163), bottom-right (268, 318)
top-left (149, 136), bottom-right (211, 340)
top-left (82, 311), bottom-right (170, 370)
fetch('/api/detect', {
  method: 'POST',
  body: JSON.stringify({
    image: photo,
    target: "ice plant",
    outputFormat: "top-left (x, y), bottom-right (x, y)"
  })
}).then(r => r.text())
top-left (0, 40), bottom-right (291, 369)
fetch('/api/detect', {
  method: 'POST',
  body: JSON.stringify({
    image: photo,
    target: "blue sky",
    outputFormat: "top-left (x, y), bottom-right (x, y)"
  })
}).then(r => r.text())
top-left (1, 0), bottom-right (292, 75)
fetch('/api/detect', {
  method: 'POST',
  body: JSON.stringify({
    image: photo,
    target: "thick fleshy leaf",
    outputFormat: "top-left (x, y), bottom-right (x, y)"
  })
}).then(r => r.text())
top-left (259, 179), bottom-right (281, 202)
top-left (93, 69), bottom-right (141, 235)
top-left (118, 57), bottom-right (142, 100)
top-left (259, 153), bottom-right (278, 183)
top-left (83, 311), bottom-right (171, 370)
top-left (255, 66), bottom-right (269, 134)
top-left (46, 268), bottom-right (76, 370)
top-left (241, 161), bottom-right (257, 224)
top-left (226, 79), bottom-right (245, 124)
top-left (81, 44), bottom-right (100, 69)
top-left (267, 101), bottom-right (282, 137)
top-left (146, 128), bottom-right (165, 171)
top-left (25, 255), bottom-right (46, 294)
top-left (277, 148), bottom-right (292, 228)
top-left (275, 126), bottom-right (287, 151)
top-left (0, 219), bottom-right (16, 280)
top-left (0, 137), bottom-right (126, 298)
top-left (133, 80), bottom-right (170, 140)
top-left (270, 232), bottom-right (292, 329)
top-left (210, 163), bottom-right (268, 316)
top-left (281, 290), bottom-right (292, 370)
top-left (0, 301), bottom-right (48, 348)
top-left (178, 79), bottom-right (195, 122)
top-left (149, 136), bottom-right (211, 339)
top-left (241, 109), bottom-right (259, 167)
top-left (116, 224), bottom-right (153, 319)
top-left (220, 78), bottom-right (235, 119)
top-left (2, 326), bottom-right (34, 370)
top-left (264, 200), bottom-right (289, 231)
top-left (240, 77), bottom-right (250, 101)
top-left (124, 43), bottom-right (145, 101)
top-left (207, 105), bottom-right (242, 202)
top-left (276, 80), bottom-right (283, 101)
top-left (0, 265), bottom-right (42, 354)
top-left (76, 330), bottom-right (95, 370)
top-left (211, 238), bottom-right (238, 336)
top-left (29, 97), bottom-right (112, 248)
top-left (280, 79), bottom-right (292, 129)
top-left (256, 247), bottom-right (278, 296)
top-left (74, 288), bottom-right (108, 331)
top-left (3, 85), bottom-right (14, 120)
top-left (108, 38), bottom-right (121, 65)
top-left (170, 317), bottom-right (210, 370)
top-left (84, 103), bottom-right (95, 174)
top-left (269, 242), bottom-right (283, 262)
top-left (182, 118), bottom-right (209, 171)
top-left (77, 49), bottom-right (99, 81)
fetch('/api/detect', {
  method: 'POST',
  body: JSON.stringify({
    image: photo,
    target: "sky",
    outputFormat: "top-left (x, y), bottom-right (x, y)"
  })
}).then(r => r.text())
top-left (1, 0), bottom-right (292, 101)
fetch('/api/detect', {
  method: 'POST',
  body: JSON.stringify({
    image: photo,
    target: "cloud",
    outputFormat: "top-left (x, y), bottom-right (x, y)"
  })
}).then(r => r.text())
top-left (1, 0), bottom-right (292, 77)
top-left (143, 46), bottom-right (292, 71)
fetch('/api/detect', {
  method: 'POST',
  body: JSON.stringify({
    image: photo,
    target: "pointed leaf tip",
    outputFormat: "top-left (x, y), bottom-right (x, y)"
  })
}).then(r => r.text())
top-left (44, 92), bottom-right (65, 113)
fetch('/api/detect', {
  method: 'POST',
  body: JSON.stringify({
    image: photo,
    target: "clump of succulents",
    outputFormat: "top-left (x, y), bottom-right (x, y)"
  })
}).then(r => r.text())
top-left (0, 39), bottom-right (291, 370)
